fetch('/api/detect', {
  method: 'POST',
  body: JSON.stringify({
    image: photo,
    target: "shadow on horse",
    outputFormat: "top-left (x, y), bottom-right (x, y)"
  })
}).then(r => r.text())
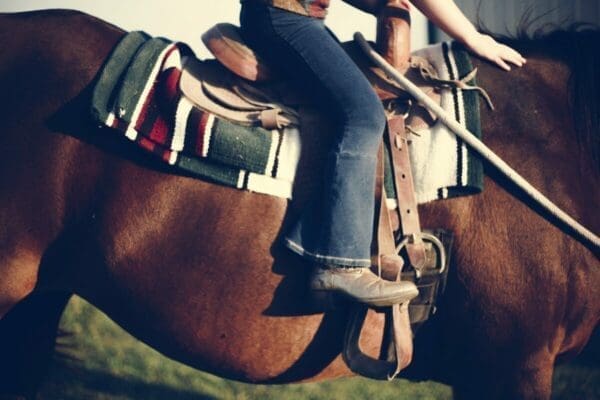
top-left (0, 9), bottom-right (598, 400)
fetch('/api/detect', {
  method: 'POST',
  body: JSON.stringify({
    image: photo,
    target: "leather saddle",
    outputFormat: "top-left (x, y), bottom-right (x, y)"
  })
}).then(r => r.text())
top-left (202, 23), bottom-right (406, 96)
top-left (190, 22), bottom-right (450, 380)
top-left (194, 23), bottom-right (442, 134)
top-left (200, 23), bottom-right (442, 104)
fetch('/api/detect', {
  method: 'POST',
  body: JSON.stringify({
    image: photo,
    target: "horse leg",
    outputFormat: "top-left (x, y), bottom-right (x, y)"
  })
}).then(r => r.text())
top-left (450, 349), bottom-right (554, 400)
top-left (0, 291), bottom-right (72, 399)
top-left (0, 249), bottom-right (41, 319)
top-left (509, 352), bottom-right (555, 400)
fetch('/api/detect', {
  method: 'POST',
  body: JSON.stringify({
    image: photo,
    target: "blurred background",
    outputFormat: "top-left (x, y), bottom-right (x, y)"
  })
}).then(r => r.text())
top-left (433, 0), bottom-right (600, 41)
top-left (0, 1), bottom-right (598, 399)
top-left (1, 1), bottom-right (599, 56)
top-left (0, 0), bottom-right (428, 57)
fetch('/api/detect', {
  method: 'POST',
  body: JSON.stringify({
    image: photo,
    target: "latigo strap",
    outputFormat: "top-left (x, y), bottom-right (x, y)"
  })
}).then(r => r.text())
top-left (386, 114), bottom-right (427, 272)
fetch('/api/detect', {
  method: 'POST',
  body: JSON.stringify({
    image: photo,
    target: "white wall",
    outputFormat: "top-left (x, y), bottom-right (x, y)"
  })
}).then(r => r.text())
top-left (0, 1), bottom-right (428, 58)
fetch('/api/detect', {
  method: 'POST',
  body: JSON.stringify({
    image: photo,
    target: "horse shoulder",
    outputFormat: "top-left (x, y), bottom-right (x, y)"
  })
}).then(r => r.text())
top-left (0, 10), bottom-right (124, 317)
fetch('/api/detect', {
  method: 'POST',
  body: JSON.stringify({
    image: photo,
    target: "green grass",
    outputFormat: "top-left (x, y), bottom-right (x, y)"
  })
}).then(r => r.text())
top-left (37, 297), bottom-right (599, 400)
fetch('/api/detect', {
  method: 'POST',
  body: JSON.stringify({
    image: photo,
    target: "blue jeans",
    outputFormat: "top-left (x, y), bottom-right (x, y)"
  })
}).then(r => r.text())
top-left (240, 4), bottom-right (387, 267)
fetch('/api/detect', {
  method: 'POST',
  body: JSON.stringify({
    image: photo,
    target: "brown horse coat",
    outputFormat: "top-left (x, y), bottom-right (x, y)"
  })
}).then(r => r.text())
top-left (0, 9), bottom-right (598, 399)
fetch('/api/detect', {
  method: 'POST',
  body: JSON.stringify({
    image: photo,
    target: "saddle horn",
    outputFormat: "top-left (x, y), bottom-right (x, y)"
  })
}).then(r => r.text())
top-left (376, 0), bottom-right (411, 72)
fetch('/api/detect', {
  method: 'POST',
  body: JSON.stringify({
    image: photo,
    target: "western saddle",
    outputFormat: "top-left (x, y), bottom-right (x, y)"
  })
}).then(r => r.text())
top-left (193, 0), bottom-right (450, 380)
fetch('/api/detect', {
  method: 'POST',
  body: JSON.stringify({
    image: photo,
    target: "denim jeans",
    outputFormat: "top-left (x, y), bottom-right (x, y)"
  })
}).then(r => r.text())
top-left (240, 4), bottom-right (387, 267)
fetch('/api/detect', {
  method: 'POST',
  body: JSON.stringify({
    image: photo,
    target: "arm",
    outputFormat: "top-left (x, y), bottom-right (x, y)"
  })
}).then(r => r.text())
top-left (341, 0), bottom-right (388, 15)
top-left (411, 0), bottom-right (477, 43)
top-left (411, 0), bottom-right (526, 70)
top-left (342, 0), bottom-right (414, 15)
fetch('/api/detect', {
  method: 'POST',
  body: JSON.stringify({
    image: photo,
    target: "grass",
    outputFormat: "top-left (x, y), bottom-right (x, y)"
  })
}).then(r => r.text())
top-left (37, 296), bottom-right (598, 400)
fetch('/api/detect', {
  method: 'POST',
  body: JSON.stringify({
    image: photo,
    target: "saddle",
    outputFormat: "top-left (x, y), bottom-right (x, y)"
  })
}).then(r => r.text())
top-left (202, 23), bottom-right (417, 100)
top-left (191, 19), bottom-right (450, 380)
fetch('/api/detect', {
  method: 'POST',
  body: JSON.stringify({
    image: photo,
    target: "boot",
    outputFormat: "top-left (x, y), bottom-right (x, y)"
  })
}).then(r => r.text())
top-left (310, 264), bottom-right (418, 307)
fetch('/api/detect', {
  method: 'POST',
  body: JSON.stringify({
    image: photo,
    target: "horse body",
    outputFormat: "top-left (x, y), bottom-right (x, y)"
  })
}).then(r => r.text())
top-left (0, 10), bottom-right (597, 399)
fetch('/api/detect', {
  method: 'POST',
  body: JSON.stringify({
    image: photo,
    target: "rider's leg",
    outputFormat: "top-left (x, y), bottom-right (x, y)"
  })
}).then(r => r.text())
top-left (240, 4), bottom-right (418, 306)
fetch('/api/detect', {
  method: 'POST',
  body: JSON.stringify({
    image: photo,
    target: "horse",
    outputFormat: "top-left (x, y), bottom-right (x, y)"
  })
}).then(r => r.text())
top-left (0, 9), bottom-right (598, 400)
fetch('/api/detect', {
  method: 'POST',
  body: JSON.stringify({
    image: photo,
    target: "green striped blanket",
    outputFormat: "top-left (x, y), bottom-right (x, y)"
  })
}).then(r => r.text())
top-left (91, 31), bottom-right (483, 204)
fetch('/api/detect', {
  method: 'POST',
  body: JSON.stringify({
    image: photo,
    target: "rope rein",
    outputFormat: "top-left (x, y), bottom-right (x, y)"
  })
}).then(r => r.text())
top-left (355, 32), bottom-right (600, 251)
top-left (409, 55), bottom-right (495, 110)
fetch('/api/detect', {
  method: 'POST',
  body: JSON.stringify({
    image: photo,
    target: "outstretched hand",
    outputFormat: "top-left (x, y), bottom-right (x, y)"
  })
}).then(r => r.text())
top-left (464, 33), bottom-right (526, 71)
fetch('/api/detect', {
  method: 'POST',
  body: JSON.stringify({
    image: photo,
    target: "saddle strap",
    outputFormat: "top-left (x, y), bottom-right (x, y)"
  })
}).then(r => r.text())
top-left (180, 59), bottom-right (298, 129)
top-left (386, 115), bottom-right (427, 271)
top-left (343, 142), bottom-right (411, 380)
top-left (373, 144), bottom-right (398, 272)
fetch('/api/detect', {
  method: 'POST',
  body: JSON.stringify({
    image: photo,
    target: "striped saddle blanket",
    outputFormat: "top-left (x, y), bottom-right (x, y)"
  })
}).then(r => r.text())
top-left (91, 31), bottom-right (483, 204)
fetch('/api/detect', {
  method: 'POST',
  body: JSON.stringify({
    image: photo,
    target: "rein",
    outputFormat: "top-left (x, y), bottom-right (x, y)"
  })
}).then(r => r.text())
top-left (355, 32), bottom-right (600, 251)
top-left (409, 55), bottom-right (495, 110)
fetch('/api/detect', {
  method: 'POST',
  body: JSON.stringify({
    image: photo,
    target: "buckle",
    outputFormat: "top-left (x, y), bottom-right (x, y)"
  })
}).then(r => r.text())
top-left (396, 232), bottom-right (446, 279)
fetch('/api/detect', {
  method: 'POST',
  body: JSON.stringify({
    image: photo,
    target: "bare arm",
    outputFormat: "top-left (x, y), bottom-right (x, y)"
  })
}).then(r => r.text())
top-left (411, 0), bottom-right (526, 70)
top-left (341, 0), bottom-right (412, 15)
top-left (342, 0), bottom-right (525, 70)
top-left (410, 0), bottom-right (477, 43)
top-left (341, 0), bottom-right (388, 15)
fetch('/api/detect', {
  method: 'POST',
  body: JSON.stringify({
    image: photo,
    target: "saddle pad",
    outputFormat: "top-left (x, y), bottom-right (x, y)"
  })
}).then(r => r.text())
top-left (91, 32), bottom-right (482, 204)
top-left (407, 42), bottom-right (483, 203)
top-left (92, 32), bottom-right (299, 198)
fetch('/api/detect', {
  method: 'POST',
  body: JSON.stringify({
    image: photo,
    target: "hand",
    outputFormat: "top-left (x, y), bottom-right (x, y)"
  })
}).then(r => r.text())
top-left (464, 33), bottom-right (526, 71)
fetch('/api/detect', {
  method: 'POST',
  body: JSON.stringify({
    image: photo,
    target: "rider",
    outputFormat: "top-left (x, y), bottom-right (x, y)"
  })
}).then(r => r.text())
top-left (239, 0), bottom-right (525, 307)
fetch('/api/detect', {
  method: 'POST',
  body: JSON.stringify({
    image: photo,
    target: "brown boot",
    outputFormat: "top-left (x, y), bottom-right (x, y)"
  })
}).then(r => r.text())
top-left (310, 265), bottom-right (418, 307)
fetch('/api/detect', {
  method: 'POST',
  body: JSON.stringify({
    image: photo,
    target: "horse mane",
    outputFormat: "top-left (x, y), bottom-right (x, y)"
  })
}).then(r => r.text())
top-left (484, 22), bottom-right (600, 173)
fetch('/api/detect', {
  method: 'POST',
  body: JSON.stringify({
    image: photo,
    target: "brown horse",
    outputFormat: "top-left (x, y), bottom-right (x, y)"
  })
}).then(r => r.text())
top-left (0, 9), bottom-right (598, 400)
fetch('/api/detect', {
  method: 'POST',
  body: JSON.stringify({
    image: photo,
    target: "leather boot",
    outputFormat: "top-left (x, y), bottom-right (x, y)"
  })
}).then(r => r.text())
top-left (310, 265), bottom-right (419, 307)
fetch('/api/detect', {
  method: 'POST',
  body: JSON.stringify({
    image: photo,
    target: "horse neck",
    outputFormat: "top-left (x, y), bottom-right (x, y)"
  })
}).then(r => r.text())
top-left (491, 31), bottom-right (600, 177)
